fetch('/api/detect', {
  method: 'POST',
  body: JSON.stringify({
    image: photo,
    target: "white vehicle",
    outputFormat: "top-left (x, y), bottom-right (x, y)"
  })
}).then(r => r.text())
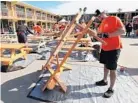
top-left (132, 15), bottom-right (138, 36)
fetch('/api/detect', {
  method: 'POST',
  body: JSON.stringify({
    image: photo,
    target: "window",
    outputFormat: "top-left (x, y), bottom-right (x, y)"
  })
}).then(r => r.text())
top-left (36, 11), bottom-right (41, 19)
top-left (26, 8), bottom-right (33, 18)
top-left (47, 14), bottom-right (51, 20)
top-left (42, 13), bottom-right (46, 20)
top-left (1, 1), bottom-right (8, 16)
top-left (16, 5), bottom-right (25, 17)
top-left (47, 23), bottom-right (50, 28)
top-left (1, 19), bottom-right (9, 33)
top-left (1, 1), bottom-right (7, 8)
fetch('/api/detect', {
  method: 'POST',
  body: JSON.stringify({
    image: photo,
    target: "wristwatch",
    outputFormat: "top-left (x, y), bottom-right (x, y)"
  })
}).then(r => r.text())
top-left (102, 33), bottom-right (109, 38)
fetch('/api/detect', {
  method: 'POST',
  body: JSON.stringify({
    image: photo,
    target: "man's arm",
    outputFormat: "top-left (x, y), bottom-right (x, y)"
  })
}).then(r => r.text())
top-left (26, 27), bottom-right (33, 34)
top-left (108, 27), bottom-right (126, 37)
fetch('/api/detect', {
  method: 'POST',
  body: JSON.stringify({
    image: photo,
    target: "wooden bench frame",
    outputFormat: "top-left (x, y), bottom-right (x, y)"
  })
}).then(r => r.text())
top-left (0, 44), bottom-right (32, 66)
top-left (41, 11), bottom-right (106, 93)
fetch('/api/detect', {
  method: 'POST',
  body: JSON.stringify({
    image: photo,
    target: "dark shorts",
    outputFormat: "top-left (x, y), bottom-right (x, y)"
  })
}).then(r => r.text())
top-left (99, 49), bottom-right (121, 70)
top-left (17, 33), bottom-right (27, 43)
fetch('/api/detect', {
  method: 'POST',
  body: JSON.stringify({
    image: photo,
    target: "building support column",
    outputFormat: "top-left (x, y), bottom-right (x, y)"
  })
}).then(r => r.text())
top-left (13, 20), bottom-right (16, 34)
top-left (46, 22), bottom-right (47, 29)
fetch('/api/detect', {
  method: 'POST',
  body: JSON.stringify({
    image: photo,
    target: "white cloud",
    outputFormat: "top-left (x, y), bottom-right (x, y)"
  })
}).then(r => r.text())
top-left (49, 0), bottom-right (138, 15)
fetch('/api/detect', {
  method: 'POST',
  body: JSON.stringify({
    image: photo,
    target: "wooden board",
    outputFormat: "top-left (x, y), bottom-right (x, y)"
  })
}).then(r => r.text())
top-left (51, 45), bottom-right (94, 51)
top-left (0, 43), bottom-right (25, 49)
top-left (56, 37), bottom-right (91, 42)
top-left (28, 36), bottom-right (47, 40)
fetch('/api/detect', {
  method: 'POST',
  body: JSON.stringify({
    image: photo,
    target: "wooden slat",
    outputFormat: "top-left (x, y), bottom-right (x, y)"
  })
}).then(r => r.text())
top-left (22, 48), bottom-right (33, 51)
top-left (51, 61), bottom-right (72, 70)
top-left (43, 32), bottom-right (56, 36)
top-left (76, 24), bottom-right (107, 45)
top-left (62, 46), bottom-right (94, 50)
top-left (56, 54), bottom-right (59, 66)
top-left (56, 37), bottom-right (91, 42)
top-left (67, 38), bottom-right (91, 41)
top-left (51, 45), bottom-right (94, 51)
top-left (61, 63), bottom-right (72, 70)
top-left (0, 57), bottom-right (12, 65)
top-left (0, 57), bottom-right (11, 62)
top-left (28, 36), bottom-right (48, 40)
top-left (0, 43), bottom-right (25, 49)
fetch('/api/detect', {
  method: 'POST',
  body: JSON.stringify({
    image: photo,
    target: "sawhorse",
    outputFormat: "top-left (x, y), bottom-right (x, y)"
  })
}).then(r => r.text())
top-left (41, 10), bottom-right (106, 93)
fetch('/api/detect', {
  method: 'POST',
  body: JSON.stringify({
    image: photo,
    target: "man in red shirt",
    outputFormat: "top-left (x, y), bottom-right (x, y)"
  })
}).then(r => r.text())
top-left (33, 23), bottom-right (42, 36)
top-left (95, 10), bottom-right (126, 98)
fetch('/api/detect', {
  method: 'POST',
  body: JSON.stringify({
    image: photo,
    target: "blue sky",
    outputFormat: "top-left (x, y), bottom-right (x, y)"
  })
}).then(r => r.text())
top-left (24, 1), bottom-right (64, 11)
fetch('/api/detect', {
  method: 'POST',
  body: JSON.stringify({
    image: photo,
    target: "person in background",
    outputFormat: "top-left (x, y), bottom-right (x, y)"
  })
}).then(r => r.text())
top-left (95, 9), bottom-right (126, 98)
top-left (125, 22), bottom-right (132, 37)
top-left (53, 23), bottom-right (59, 31)
top-left (33, 22), bottom-right (43, 36)
top-left (16, 22), bottom-right (33, 44)
top-left (132, 17), bottom-right (138, 37)
top-left (59, 23), bottom-right (66, 32)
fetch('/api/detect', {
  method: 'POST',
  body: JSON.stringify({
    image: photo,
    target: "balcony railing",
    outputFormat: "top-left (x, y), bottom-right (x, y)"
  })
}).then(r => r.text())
top-left (42, 17), bottom-right (46, 20)
top-left (36, 16), bottom-right (41, 20)
top-left (47, 17), bottom-right (51, 21)
top-left (26, 12), bottom-right (33, 19)
top-left (27, 15), bottom-right (32, 19)
top-left (1, 8), bottom-right (8, 16)
top-left (36, 12), bottom-right (41, 19)
top-left (16, 12), bottom-right (25, 18)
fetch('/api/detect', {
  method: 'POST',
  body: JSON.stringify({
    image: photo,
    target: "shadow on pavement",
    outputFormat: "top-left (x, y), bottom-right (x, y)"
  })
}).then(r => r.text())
top-left (1, 71), bottom-right (43, 103)
top-left (130, 43), bottom-right (138, 46)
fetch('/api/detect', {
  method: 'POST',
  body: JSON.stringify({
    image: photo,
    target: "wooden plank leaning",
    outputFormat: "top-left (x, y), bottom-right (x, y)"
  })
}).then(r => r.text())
top-left (41, 11), bottom-right (83, 92)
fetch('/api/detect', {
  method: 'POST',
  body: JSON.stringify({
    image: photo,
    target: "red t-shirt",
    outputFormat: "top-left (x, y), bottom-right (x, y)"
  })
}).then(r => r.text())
top-left (59, 25), bottom-right (65, 31)
top-left (33, 25), bottom-right (42, 34)
top-left (99, 16), bottom-right (124, 51)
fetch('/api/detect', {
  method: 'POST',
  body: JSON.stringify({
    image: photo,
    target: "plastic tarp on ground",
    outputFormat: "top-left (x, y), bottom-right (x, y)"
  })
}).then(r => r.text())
top-left (28, 63), bottom-right (138, 103)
